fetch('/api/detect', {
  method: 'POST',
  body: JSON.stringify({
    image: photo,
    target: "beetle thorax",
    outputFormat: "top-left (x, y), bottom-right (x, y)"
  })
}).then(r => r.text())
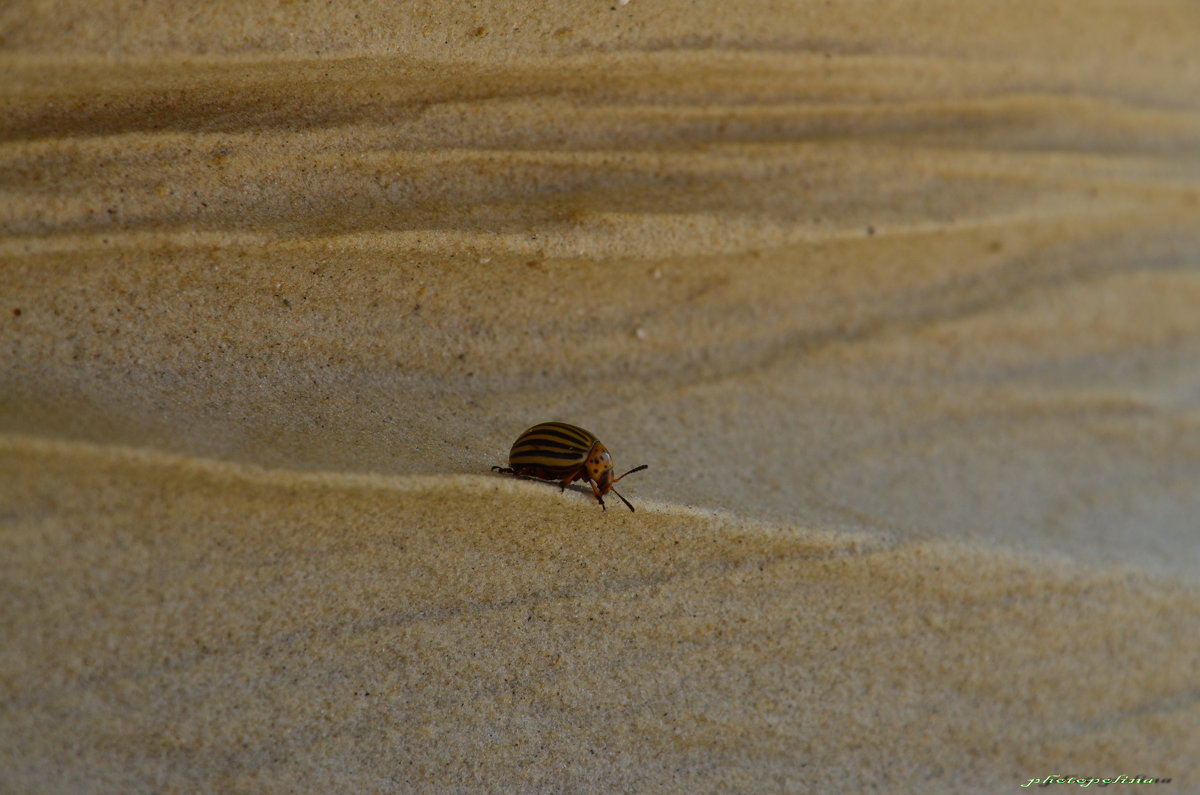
top-left (586, 442), bottom-right (614, 491)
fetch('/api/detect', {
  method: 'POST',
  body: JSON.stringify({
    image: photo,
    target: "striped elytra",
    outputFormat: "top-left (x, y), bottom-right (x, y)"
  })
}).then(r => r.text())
top-left (492, 421), bottom-right (648, 512)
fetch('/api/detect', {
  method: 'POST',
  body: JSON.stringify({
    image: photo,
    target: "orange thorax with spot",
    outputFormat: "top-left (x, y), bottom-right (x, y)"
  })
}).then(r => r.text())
top-left (586, 442), bottom-right (615, 492)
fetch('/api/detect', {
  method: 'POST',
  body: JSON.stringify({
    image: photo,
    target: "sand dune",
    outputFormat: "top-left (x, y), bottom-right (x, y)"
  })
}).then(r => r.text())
top-left (3, 0), bottom-right (1199, 791)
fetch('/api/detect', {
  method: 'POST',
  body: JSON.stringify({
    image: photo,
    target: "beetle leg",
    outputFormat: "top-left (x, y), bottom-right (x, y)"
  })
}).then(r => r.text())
top-left (491, 466), bottom-right (514, 475)
top-left (589, 480), bottom-right (607, 510)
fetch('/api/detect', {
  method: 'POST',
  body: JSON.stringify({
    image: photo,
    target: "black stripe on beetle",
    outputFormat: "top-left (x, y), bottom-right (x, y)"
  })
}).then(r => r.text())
top-left (511, 449), bottom-right (586, 463)
top-left (491, 421), bottom-right (648, 512)
top-left (512, 437), bottom-right (580, 451)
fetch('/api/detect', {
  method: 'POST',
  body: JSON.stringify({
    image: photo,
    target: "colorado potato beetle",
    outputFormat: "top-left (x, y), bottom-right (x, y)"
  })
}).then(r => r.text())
top-left (491, 421), bottom-right (648, 512)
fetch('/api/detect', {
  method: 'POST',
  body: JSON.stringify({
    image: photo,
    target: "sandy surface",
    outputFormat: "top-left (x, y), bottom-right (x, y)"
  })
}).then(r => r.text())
top-left (3, 1), bottom-right (1200, 791)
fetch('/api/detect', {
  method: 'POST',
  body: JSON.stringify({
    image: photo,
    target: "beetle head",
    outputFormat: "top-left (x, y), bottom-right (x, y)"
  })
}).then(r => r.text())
top-left (586, 441), bottom-right (648, 512)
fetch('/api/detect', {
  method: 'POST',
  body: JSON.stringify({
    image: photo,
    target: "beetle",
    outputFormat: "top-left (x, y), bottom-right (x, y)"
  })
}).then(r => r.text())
top-left (491, 421), bottom-right (648, 512)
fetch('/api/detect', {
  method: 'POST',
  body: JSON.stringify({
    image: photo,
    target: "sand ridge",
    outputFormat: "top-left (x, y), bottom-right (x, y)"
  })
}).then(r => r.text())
top-left (2, 432), bottom-right (1197, 791)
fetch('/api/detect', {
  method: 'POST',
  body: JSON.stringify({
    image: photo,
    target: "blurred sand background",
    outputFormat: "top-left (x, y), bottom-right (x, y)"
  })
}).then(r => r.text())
top-left (3, 1), bottom-right (1199, 791)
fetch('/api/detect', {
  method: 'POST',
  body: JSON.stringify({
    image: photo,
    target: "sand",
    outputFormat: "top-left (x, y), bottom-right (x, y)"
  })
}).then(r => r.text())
top-left (3, 1), bottom-right (1199, 791)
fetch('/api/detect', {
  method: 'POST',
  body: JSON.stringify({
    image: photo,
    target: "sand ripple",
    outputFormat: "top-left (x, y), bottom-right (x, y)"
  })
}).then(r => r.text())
top-left (3, 2), bottom-right (1199, 789)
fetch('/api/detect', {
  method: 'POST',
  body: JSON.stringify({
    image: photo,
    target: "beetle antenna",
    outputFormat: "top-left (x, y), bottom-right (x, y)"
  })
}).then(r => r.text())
top-left (613, 464), bottom-right (648, 483)
top-left (611, 486), bottom-right (636, 512)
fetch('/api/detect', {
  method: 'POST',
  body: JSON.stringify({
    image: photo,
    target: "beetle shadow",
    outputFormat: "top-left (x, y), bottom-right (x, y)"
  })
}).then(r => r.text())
top-left (491, 471), bottom-right (595, 498)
